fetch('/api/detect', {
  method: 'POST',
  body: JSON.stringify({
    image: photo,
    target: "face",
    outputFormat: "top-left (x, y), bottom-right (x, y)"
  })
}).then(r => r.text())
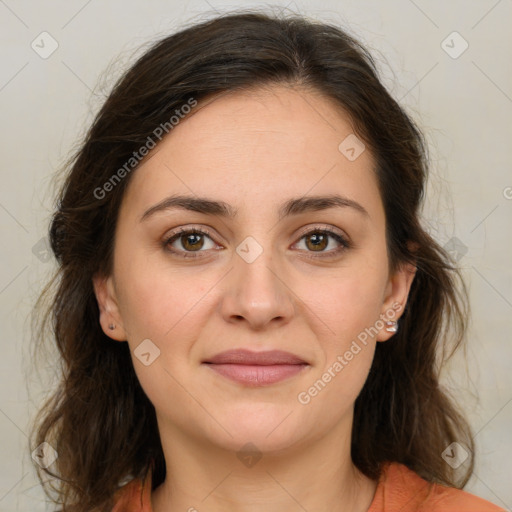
top-left (94, 85), bottom-right (415, 455)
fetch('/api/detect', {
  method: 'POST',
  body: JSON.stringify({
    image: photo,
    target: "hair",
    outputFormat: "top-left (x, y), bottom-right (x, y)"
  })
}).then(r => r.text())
top-left (29, 8), bottom-right (475, 512)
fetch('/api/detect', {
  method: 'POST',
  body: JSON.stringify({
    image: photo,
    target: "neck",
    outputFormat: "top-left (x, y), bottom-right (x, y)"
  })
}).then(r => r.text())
top-left (151, 414), bottom-right (378, 512)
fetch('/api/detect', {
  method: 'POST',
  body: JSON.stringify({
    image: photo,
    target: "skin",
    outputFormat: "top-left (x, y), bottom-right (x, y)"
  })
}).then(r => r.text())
top-left (93, 84), bottom-right (416, 512)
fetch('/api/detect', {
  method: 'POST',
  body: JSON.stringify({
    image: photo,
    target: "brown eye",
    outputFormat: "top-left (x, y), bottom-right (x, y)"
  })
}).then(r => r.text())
top-left (304, 232), bottom-right (329, 251)
top-left (164, 228), bottom-right (218, 258)
top-left (179, 232), bottom-right (205, 251)
top-left (295, 228), bottom-right (350, 258)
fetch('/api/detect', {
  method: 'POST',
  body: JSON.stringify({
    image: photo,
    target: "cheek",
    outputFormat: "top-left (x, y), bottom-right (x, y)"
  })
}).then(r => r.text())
top-left (300, 263), bottom-right (387, 340)
top-left (296, 342), bottom-right (375, 435)
top-left (115, 254), bottom-right (204, 344)
top-left (295, 276), bottom-right (381, 422)
top-left (294, 259), bottom-right (386, 404)
top-left (115, 263), bottom-right (209, 412)
top-left (339, 276), bottom-right (384, 334)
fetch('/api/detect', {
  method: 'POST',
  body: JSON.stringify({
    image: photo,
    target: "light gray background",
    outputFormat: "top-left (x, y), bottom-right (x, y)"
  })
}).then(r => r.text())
top-left (1, 0), bottom-right (511, 510)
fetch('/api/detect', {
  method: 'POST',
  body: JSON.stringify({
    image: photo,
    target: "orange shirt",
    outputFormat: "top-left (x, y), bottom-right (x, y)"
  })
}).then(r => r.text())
top-left (112, 461), bottom-right (506, 511)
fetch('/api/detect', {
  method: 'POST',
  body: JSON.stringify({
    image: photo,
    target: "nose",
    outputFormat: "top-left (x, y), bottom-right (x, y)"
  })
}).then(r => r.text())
top-left (220, 244), bottom-right (295, 331)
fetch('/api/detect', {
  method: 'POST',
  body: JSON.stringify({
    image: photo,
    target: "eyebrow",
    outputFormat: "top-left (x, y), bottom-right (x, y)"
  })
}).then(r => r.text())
top-left (140, 194), bottom-right (370, 222)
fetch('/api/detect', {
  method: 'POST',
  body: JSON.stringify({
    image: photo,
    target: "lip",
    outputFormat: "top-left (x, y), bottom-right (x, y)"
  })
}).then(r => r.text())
top-left (204, 349), bottom-right (307, 365)
top-left (202, 349), bottom-right (310, 387)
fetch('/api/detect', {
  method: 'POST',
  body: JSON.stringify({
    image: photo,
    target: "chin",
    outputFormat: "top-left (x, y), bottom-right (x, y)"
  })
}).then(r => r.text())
top-left (213, 429), bottom-right (303, 458)
top-left (208, 404), bottom-right (306, 453)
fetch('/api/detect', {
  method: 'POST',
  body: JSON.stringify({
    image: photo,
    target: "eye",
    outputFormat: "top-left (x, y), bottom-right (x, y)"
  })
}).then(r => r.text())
top-left (164, 227), bottom-right (219, 259)
top-left (293, 226), bottom-right (351, 258)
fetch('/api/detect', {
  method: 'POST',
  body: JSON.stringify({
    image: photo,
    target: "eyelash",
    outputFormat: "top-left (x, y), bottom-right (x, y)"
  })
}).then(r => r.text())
top-left (163, 225), bottom-right (351, 260)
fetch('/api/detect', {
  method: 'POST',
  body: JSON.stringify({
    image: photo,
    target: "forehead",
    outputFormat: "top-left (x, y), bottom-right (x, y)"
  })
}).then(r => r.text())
top-left (120, 85), bottom-right (384, 225)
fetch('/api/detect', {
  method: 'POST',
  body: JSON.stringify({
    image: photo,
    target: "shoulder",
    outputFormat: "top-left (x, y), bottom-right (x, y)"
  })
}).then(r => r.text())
top-left (368, 462), bottom-right (506, 512)
top-left (112, 470), bottom-right (153, 512)
top-left (111, 479), bottom-right (144, 512)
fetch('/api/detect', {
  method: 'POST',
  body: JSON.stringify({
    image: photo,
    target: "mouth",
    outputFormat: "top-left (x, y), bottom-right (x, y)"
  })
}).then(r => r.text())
top-left (202, 349), bottom-right (310, 387)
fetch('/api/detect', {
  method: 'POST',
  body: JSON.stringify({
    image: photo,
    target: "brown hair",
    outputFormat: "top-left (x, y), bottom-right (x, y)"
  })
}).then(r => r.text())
top-left (30, 8), bottom-right (474, 511)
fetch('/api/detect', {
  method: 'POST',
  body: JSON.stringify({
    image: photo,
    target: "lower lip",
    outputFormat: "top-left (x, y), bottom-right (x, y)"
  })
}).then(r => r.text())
top-left (204, 363), bottom-right (309, 386)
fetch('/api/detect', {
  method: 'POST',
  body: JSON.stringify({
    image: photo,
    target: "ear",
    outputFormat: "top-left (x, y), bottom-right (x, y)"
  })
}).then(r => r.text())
top-left (92, 273), bottom-right (127, 342)
top-left (376, 257), bottom-right (417, 342)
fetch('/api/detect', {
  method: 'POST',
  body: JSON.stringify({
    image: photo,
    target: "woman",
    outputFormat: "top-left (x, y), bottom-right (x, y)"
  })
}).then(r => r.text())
top-left (30, 9), bottom-right (505, 512)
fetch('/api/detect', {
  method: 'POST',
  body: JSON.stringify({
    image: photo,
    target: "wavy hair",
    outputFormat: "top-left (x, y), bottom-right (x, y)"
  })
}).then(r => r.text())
top-left (29, 9), bottom-right (474, 511)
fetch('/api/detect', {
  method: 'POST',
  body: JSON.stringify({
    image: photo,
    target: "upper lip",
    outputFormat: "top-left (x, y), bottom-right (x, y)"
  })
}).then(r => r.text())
top-left (203, 349), bottom-right (307, 365)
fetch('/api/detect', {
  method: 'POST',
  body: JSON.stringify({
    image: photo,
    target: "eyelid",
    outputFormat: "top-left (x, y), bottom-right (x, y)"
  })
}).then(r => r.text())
top-left (295, 223), bottom-right (350, 243)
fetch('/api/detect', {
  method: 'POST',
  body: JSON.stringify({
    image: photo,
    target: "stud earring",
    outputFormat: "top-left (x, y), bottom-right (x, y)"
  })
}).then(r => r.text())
top-left (108, 323), bottom-right (116, 330)
top-left (385, 320), bottom-right (398, 333)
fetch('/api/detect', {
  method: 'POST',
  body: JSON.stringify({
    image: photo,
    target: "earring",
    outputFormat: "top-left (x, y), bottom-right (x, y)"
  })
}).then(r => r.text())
top-left (108, 323), bottom-right (116, 330)
top-left (385, 320), bottom-right (398, 333)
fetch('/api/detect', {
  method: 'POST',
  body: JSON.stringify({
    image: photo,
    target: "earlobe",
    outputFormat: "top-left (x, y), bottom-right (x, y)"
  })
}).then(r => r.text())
top-left (92, 273), bottom-right (127, 342)
top-left (377, 260), bottom-right (417, 342)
